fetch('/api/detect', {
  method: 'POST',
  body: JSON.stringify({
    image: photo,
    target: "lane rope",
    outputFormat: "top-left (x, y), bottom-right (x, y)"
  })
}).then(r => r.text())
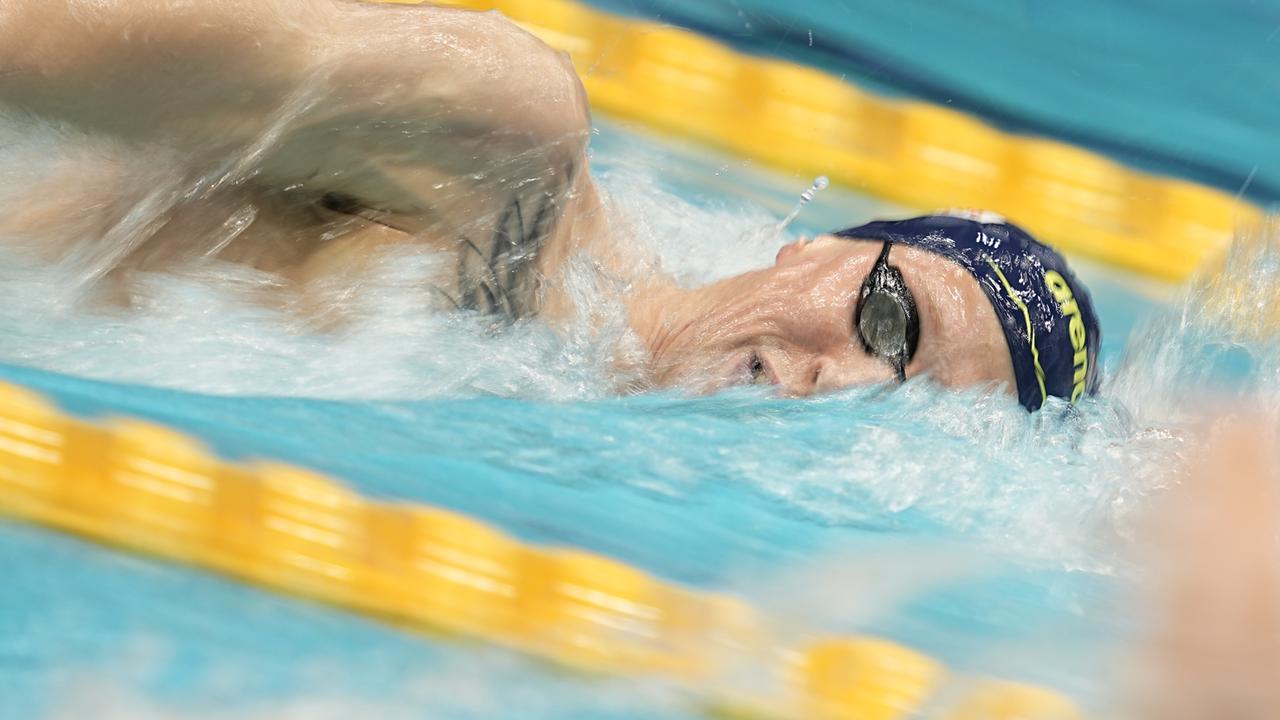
top-left (0, 380), bottom-right (1083, 719)
top-left (417, 0), bottom-right (1263, 282)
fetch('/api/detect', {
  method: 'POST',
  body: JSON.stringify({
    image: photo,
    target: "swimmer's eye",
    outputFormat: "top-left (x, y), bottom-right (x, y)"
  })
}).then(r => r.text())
top-left (749, 353), bottom-right (769, 384)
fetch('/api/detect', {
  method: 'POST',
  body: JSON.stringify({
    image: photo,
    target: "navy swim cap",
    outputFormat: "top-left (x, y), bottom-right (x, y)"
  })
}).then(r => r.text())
top-left (834, 212), bottom-right (1101, 411)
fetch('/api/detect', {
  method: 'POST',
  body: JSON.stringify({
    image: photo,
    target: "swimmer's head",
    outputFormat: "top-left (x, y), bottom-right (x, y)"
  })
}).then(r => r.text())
top-left (639, 211), bottom-right (1100, 410)
top-left (834, 212), bottom-right (1102, 409)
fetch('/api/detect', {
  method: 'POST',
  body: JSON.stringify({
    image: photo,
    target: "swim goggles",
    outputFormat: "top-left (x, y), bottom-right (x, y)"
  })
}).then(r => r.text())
top-left (855, 242), bottom-right (920, 382)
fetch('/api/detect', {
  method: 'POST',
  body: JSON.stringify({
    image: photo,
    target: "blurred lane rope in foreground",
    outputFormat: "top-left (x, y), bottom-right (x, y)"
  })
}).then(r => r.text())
top-left (0, 380), bottom-right (1082, 720)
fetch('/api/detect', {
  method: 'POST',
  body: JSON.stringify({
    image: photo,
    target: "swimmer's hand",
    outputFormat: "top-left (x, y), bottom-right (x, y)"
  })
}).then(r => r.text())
top-left (1133, 409), bottom-right (1280, 719)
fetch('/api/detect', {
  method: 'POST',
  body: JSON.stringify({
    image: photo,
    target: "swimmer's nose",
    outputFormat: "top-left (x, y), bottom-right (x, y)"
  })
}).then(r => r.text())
top-left (801, 355), bottom-right (888, 395)
top-left (810, 357), bottom-right (844, 395)
top-left (790, 356), bottom-right (838, 396)
top-left (774, 238), bottom-right (809, 266)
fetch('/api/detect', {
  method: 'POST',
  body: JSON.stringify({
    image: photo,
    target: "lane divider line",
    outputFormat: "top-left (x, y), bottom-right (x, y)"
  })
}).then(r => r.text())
top-left (0, 380), bottom-right (1083, 719)
top-left (418, 0), bottom-right (1263, 282)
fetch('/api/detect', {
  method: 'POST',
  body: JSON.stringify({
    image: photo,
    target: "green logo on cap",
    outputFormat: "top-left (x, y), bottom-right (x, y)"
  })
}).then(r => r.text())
top-left (1044, 271), bottom-right (1089, 402)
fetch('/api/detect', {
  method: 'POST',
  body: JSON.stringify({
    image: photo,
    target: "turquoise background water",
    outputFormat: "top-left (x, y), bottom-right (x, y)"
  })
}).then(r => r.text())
top-left (590, 0), bottom-right (1280, 203)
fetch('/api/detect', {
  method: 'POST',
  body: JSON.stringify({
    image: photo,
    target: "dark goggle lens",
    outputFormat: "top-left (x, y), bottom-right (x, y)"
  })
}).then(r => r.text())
top-left (858, 293), bottom-right (908, 358)
top-left (855, 242), bottom-right (919, 381)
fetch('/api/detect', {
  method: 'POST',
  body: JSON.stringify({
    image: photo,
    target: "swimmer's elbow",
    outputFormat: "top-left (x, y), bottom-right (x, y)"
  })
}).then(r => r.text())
top-left (528, 52), bottom-right (592, 160)
top-left (322, 4), bottom-right (591, 167)
top-left (479, 13), bottom-right (592, 161)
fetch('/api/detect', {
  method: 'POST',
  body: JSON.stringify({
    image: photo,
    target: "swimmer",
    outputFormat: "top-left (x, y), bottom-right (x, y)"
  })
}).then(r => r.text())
top-left (0, 0), bottom-right (1099, 409)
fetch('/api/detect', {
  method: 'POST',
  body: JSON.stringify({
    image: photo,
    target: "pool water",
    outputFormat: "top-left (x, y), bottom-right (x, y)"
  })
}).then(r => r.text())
top-left (1, 115), bottom-right (1275, 719)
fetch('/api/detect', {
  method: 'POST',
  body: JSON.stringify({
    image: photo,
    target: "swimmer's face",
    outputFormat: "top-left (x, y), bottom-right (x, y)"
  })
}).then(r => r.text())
top-left (645, 235), bottom-right (1016, 397)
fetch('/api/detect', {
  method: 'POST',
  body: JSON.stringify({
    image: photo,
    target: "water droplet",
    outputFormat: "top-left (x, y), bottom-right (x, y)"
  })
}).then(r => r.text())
top-left (775, 176), bottom-right (831, 234)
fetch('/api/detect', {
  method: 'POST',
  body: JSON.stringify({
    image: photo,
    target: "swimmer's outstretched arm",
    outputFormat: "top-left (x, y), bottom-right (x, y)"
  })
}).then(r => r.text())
top-left (0, 1), bottom-right (588, 161)
top-left (0, 0), bottom-right (598, 250)
top-left (0, 1), bottom-right (323, 144)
